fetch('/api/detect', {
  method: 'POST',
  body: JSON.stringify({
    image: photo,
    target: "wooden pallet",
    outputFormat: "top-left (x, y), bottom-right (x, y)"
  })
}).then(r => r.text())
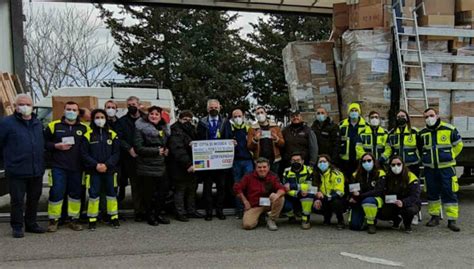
top-left (0, 72), bottom-right (24, 116)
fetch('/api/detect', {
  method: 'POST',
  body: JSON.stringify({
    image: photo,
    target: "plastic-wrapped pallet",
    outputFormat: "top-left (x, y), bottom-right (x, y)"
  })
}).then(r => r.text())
top-left (341, 30), bottom-right (392, 123)
top-left (283, 41), bottom-right (340, 122)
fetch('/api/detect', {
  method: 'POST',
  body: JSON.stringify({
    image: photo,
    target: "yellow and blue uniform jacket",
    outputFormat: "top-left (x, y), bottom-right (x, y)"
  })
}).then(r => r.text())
top-left (356, 126), bottom-right (391, 161)
top-left (387, 126), bottom-right (421, 166)
top-left (282, 165), bottom-right (313, 197)
top-left (339, 103), bottom-right (367, 161)
top-left (314, 168), bottom-right (345, 198)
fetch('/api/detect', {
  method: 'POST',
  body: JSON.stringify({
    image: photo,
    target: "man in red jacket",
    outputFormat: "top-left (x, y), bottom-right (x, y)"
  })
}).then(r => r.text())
top-left (234, 157), bottom-right (286, 231)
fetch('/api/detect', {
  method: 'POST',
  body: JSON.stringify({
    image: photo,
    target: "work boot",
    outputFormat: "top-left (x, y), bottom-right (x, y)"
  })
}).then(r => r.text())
top-left (367, 224), bottom-right (376, 234)
top-left (205, 210), bottom-right (213, 221)
top-left (147, 215), bottom-right (159, 226)
top-left (188, 211), bottom-right (204, 219)
top-left (47, 220), bottom-right (59, 233)
top-left (392, 216), bottom-right (402, 230)
top-left (69, 220), bottom-right (83, 231)
top-left (266, 218), bottom-right (278, 231)
top-left (175, 214), bottom-right (189, 222)
top-left (111, 219), bottom-right (120, 229)
top-left (336, 222), bottom-right (345, 230)
top-left (404, 225), bottom-right (413, 234)
top-left (12, 227), bottom-right (24, 238)
top-left (216, 210), bottom-right (226, 220)
top-left (448, 220), bottom-right (460, 232)
top-left (25, 223), bottom-right (46, 234)
top-left (88, 222), bottom-right (96, 231)
top-left (288, 216), bottom-right (298, 224)
top-left (426, 215), bottom-right (440, 227)
top-left (156, 215), bottom-right (170, 225)
top-left (134, 213), bottom-right (145, 222)
top-left (235, 210), bottom-right (243, 220)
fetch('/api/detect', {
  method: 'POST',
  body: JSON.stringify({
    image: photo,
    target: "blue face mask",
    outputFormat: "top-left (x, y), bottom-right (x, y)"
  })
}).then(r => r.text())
top-left (316, 114), bottom-right (327, 122)
top-left (362, 161), bottom-right (374, 172)
top-left (349, 111), bottom-right (359, 120)
top-left (65, 110), bottom-right (77, 121)
top-left (318, 162), bottom-right (329, 172)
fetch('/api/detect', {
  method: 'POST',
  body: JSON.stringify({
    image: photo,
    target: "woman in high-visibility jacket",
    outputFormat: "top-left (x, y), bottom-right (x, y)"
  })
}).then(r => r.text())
top-left (377, 156), bottom-right (421, 233)
top-left (348, 152), bottom-right (385, 234)
top-left (81, 109), bottom-right (120, 230)
top-left (387, 110), bottom-right (421, 176)
top-left (311, 154), bottom-right (345, 229)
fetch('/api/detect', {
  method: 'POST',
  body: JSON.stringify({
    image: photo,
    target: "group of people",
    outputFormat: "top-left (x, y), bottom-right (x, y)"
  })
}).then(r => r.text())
top-left (0, 94), bottom-right (463, 238)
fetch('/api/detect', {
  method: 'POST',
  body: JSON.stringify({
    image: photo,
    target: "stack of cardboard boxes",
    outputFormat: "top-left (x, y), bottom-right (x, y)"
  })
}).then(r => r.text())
top-left (283, 41), bottom-right (340, 124)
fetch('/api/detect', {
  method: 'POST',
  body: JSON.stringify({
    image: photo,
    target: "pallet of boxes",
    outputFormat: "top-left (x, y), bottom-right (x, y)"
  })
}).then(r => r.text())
top-left (0, 72), bottom-right (25, 116)
top-left (283, 41), bottom-right (340, 124)
top-left (333, 0), bottom-right (393, 126)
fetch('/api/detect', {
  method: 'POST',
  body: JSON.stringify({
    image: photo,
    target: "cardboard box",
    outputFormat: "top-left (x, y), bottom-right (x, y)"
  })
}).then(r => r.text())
top-left (52, 96), bottom-right (98, 120)
top-left (333, 3), bottom-right (349, 31)
top-left (419, 15), bottom-right (455, 27)
top-left (454, 46), bottom-right (474, 82)
top-left (349, 0), bottom-right (391, 30)
top-left (456, 11), bottom-right (474, 25)
top-left (417, 0), bottom-right (455, 15)
top-left (456, 0), bottom-right (474, 12)
top-left (408, 63), bottom-right (453, 82)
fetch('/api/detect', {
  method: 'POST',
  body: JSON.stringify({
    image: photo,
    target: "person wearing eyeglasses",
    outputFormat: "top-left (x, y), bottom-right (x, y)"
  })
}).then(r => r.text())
top-left (311, 107), bottom-right (340, 163)
top-left (387, 109), bottom-right (421, 177)
top-left (356, 111), bottom-right (391, 165)
top-left (310, 154), bottom-right (345, 229)
top-left (377, 156), bottom-right (421, 233)
top-left (348, 153), bottom-right (385, 234)
top-left (338, 103), bottom-right (368, 180)
top-left (419, 108), bottom-right (463, 232)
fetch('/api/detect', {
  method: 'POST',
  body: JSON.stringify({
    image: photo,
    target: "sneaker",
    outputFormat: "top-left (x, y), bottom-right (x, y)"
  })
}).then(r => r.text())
top-left (404, 226), bottom-right (413, 234)
top-left (111, 219), bottom-right (120, 229)
top-left (69, 220), bottom-right (83, 231)
top-left (88, 222), bottom-right (96, 231)
top-left (426, 215), bottom-right (440, 227)
top-left (47, 220), bottom-right (59, 233)
top-left (266, 218), bottom-right (278, 231)
top-left (448, 220), bottom-right (460, 232)
top-left (25, 223), bottom-right (46, 234)
top-left (235, 211), bottom-right (243, 220)
top-left (301, 221), bottom-right (311, 230)
top-left (12, 228), bottom-right (24, 238)
top-left (367, 224), bottom-right (376, 234)
top-left (175, 214), bottom-right (189, 222)
top-left (187, 211), bottom-right (204, 219)
top-left (336, 222), bottom-right (345, 230)
top-left (156, 215), bottom-right (171, 224)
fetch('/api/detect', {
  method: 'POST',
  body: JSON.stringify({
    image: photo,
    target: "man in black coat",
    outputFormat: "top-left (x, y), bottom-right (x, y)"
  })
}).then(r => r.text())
top-left (311, 107), bottom-right (340, 163)
top-left (168, 110), bottom-right (204, 221)
top-left (115, 96), bottom-right (144, 221)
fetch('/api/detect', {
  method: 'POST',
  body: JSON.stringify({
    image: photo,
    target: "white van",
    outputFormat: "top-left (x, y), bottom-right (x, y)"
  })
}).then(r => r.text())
top-left (34, 87), bottom-right (176, 125)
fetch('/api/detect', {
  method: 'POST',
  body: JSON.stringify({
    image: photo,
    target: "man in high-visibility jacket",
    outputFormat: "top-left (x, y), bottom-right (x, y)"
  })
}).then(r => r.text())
top-left (356, 111), bottom-right (391, 163)
top-left (281, 152), bottom-right (313, 229)
top-left (420, 108), bottom-right (463, 232)
top-left (339, 103), bottom-right (367, 179)
top-left (44, 101), bottom-right (89, 232)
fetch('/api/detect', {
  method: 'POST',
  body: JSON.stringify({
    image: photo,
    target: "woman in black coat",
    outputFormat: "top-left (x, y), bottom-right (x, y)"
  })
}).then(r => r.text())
top-left (134, 106), bottom-right (170, 226)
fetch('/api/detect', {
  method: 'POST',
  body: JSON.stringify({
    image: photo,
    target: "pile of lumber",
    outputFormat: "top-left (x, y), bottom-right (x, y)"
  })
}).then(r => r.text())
top-left (0, 72), bottom-right (25, 115)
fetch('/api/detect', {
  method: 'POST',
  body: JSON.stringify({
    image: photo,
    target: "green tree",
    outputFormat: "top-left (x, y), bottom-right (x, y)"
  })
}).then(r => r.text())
top-left (98, 6), bottom-right (250, 116)
top-left (246, 14), bottom-right (331, 120)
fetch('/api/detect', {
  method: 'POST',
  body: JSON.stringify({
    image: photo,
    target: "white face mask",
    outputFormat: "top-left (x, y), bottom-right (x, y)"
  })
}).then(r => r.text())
top-left (425, 116), bottom-right (437, 127)
top-left (94, 118), bottom-right (106, 128)
top-left (391, 165), bottom-right (403, 175)
top-left (18, 105), bottom-right (33, 116)
top-left (370, 118), bottom-right (380, 127)
top-left (106, 108), bottom-right (117, 117)
top-left (256, 114), bottom-right (266, 123)
top-left (233, 117), bottom-right (243, 125)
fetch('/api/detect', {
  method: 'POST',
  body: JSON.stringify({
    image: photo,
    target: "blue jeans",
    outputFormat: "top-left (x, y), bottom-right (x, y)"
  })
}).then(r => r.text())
top-left (232, 159), bottom-right (254, 211)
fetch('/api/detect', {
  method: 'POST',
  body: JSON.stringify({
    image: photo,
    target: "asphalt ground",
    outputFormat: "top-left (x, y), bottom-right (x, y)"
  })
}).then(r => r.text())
top-left (0, 185), bottom-right (473, 268)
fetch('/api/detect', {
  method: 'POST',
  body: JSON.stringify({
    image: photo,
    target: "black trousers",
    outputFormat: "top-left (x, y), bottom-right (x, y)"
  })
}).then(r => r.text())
top-left (314, 196), bottom-right (345, 223)
top-left (378, 204), bottom-right (420, 228)
top-left (174, 176), bottom-right (197, 215)
top-left (201, 170), bottom-right (225, 212)
top-left (9, 176), bottom-right (43, 229)
top-left (141, 175), bottom-right (167, 215)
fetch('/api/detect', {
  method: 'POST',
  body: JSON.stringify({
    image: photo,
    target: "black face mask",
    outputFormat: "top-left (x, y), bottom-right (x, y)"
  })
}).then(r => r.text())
top-left (396, 118), bottom-right (407, 126)
top-left (209, 109), bottom-right (219, 117)
top-left (128, 106), bottom-right (138, 115)
top-left (291, 162), bottom-right (303, 172)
